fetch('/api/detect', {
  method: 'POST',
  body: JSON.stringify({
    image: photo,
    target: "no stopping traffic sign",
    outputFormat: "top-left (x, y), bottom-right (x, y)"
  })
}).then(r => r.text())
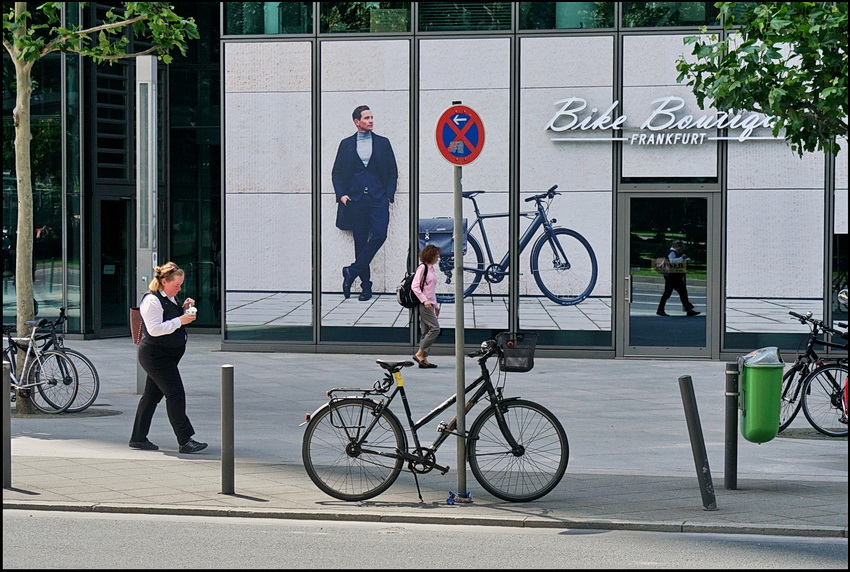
top-left (435, 105), bottom-right (485, 165)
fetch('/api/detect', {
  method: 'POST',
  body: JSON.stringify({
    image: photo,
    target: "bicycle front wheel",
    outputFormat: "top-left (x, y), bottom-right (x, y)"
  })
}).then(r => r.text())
top-left (801, 364), bottom-right (848, 437)
top-left (435, 234), bottom-right (484, 304)
top-left (58, 348), bottom-right (100, 413)
top-left (468, 399), bottom-right (569, 502)
top-left (530, 228), bottom-right (597, 305)
top-left (26, 351), bottom-right (78, 413)
top-left (302, 398), bottom-right (407, 501)
top-left (779, 366), bottom-right (804, 432)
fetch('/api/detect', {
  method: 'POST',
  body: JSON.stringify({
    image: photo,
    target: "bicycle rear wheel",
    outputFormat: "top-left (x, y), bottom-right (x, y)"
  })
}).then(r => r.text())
top-left (57, 348), bottom-right (100, 413)
top-left (779, 366), bottom-right (804, 432)
top-left (27, 351), bottom-right (78, 413)
top-left (468, 399), bottom-right (569, 502)
top-left (801, 364), bottom-right (848, 437)
top-left (302, 398), bottom-right (407, 501)
top-left (530, 228), bottom-right (597, 305)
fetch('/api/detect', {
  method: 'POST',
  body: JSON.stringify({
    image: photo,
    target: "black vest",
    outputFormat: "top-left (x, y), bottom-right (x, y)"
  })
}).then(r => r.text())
top-left (140, 291), bottom-right (187, 348)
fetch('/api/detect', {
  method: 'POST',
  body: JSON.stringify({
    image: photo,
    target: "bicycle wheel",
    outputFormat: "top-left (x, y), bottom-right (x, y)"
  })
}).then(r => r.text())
top-left (530, 228), bottom-right (597, 305)
top-left (302, 398), bottom-right (407, 501)
top-left (26, 351), bottom-right (78, 413)
top-left (778, 365), bottom-right (805, 432)
top-left (57, 348), bottom-right (100, 413)
top-left (801, 364), bottom-right (848, 437)
top-left (468, 399), bottom-right (569, 502)
top-left (435, 234), bottom-right (484, 304)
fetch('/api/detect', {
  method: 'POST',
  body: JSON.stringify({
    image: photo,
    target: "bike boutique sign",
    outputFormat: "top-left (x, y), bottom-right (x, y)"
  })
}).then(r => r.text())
top-left (545, 96), bottom-right (780, 145)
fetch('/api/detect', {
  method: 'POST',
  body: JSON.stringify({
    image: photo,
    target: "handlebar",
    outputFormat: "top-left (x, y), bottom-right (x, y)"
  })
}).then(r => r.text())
top-left (524, 184), bottom-right (560, 203)
top-left (789, 310), bottom-right (848, 339)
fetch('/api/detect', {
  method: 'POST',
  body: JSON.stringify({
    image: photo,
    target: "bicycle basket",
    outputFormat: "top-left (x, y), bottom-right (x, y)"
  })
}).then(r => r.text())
top-left (495, 332), bottom-right (539, 373)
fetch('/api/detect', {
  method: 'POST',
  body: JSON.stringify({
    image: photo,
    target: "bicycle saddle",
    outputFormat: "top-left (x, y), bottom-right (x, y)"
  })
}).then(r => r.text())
top-left (462, 190), bottom-right (484, 198)
top-left (376, 359), bottom-right (415, 372)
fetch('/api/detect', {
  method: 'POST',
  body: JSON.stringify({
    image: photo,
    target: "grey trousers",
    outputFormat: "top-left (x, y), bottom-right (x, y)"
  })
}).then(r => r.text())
top-left (417, 305), bottom-right (441, 356)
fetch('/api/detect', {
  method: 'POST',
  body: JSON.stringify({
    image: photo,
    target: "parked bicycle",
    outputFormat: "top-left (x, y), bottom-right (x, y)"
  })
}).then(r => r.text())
top-left (779, 310), bottom-right (848, 437)
top-left (434, 185), bottom-right (598, 305)
top-left (3, 320), bottom-right (78, 413)
top-left (31, 308), bottom-right (98, 413)
top-left (301, 332), bottom-right (569, 502)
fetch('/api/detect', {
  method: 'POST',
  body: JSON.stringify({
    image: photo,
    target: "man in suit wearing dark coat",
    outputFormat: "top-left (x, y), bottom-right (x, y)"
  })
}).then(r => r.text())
top-left (332, 105), bottom-right (398, 301)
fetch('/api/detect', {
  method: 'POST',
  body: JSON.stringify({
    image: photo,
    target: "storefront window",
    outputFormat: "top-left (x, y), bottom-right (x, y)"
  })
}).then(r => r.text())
top-left (319, 2), bottom-right (410, 33)
top-left (622, 2), bottom-right (720, 28)
top-left (418, 2), bottom-right (511, 31)
top-left (519, 2), bottom-right (614, 29)
top-left (2, 53), bottom-right (64, 324)
top-left (224, 2), bottom-right (313, 35)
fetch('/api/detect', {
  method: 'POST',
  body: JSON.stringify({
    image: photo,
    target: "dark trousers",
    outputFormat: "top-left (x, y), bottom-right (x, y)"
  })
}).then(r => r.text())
top-left (347, 194), bottom-right (389, 288)
top-left (657, 273), bottom-right (694, 313)
top-left (131, 343), bottom-right (194, 445)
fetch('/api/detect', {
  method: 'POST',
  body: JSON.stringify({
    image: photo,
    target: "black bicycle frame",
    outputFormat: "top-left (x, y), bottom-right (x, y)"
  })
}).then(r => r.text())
top-left (327, 353), bottom-right (520, 470)
top-left (466, 195), bottom-right (560, 278)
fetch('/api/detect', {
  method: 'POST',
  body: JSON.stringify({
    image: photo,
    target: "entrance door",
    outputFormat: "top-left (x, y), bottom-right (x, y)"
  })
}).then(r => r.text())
top-left (619, 194), bottom-right (719, 358)
top-left (94, 198), bottom-right (134, 337)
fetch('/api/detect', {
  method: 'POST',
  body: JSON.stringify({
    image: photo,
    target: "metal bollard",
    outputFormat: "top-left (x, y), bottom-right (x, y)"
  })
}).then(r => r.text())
top-left (221, 364), bottom-right (234, 495)
top-left (724, 361), bottom-right (739, 490)
top-left (678, 375), bottom-right (717, 510)
top-left (3, 361), bottom-right (10, 488)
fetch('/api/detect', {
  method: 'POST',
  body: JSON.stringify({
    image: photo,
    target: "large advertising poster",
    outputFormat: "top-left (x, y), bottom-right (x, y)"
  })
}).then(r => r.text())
top-left (320, 40), bottom-right (410, 339)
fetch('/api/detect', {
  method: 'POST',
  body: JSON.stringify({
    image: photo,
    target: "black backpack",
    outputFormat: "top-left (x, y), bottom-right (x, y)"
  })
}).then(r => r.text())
top-left (396, 264), bottom-right (427, 309)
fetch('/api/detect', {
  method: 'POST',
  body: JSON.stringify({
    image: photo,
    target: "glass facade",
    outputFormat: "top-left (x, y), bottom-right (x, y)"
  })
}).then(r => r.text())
top-left (2, 3), bottom-right (843, 361)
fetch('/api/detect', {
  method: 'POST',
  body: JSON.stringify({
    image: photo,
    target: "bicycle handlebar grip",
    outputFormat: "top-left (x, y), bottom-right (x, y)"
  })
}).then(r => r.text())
top-left (788, 311), bottom-right (805, 320)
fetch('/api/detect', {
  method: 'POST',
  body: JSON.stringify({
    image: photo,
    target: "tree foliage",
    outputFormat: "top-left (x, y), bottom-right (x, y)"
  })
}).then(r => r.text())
top-left (3, 2), bottom-right (197, 412)
top-left (675, 2), bottom-right (848, 157)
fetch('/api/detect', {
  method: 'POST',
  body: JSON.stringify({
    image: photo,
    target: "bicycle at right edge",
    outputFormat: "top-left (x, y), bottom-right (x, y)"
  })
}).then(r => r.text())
top-left (301, 333), bottom-right (569, 503)
top-left (779, 310), bottom-right (848, 437)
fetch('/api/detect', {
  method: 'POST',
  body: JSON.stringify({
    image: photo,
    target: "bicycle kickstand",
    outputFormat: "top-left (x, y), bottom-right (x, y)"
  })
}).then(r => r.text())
top-left (411, 471), bottom-right (424, 504)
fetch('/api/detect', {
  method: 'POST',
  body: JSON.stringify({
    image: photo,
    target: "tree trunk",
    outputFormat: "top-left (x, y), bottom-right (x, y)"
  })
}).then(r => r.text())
top-left (12, 44), bottom-right (36, 415)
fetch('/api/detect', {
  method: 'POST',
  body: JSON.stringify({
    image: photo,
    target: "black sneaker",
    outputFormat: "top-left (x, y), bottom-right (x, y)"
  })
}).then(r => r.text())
top-left (129, 439), bottom-right (159, 451)
top-left (179, 438), bottom-right (208, 454)
top-left (686, 310), bottom-right (701, 317)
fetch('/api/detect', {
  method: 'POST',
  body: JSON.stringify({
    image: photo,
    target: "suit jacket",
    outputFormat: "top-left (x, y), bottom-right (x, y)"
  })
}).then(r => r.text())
top-left (332, 132), bottom-right (398, 204)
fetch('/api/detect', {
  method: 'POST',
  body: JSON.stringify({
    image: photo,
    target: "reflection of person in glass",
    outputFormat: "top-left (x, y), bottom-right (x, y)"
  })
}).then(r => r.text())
top-left (656, 240), bottom-right (700, 317)
top-left (333, 105), bottom-right (398, 301)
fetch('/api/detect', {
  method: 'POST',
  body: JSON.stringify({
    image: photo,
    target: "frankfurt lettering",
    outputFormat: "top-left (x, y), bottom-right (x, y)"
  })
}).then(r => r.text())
top-left (545, 96), bottom-right (777, 145)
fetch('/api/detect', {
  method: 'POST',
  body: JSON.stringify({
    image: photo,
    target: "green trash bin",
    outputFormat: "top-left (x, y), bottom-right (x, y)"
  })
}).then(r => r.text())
top-left (739, 347), bottom-right (784, 443)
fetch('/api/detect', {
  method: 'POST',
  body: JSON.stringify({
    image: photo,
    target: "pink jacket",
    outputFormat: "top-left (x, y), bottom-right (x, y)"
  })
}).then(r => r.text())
top-left (411, 262), bottom-right (438, 306)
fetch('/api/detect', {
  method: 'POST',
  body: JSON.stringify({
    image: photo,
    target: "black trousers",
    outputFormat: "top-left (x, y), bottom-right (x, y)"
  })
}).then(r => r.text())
top-left (657, 273), bottom-right (694, 312)
top-left (131, 343), bottom-right (195, 445)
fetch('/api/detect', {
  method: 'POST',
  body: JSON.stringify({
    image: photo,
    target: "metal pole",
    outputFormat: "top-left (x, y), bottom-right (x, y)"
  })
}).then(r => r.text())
top-left (221, 364), bottom-right (234, 495)
top-left (3, 361), bottom-right (11, 488)
top-left (678, 375), bottom-right (717, 510)
top-left (724, 361), bottom-right (739, 490)
top-left (453, 161), bottom-right (467, 496)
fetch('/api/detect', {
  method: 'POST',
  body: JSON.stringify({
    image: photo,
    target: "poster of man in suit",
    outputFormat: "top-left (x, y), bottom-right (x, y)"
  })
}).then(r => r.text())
top-left (332, 105), bottom-right (399, 302)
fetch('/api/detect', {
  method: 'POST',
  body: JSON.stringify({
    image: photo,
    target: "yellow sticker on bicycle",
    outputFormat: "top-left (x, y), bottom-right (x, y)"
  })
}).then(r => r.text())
top-left (393, 371), bottom-right (403, 386)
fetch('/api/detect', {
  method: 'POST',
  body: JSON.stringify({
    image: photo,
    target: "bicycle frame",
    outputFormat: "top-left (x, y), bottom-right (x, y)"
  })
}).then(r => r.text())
top-left (464, 193), bottom-right (561, 279)
top-left (325, 351), bottom-right (517, 473)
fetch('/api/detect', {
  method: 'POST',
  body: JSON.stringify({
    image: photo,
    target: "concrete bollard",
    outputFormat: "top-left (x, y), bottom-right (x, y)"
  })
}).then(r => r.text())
top-left (678, 375), bottom-right (717, 511)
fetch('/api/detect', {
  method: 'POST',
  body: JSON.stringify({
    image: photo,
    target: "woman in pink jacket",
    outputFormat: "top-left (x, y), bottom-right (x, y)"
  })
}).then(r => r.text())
top-left (411, 245), bottom-right (441, 368)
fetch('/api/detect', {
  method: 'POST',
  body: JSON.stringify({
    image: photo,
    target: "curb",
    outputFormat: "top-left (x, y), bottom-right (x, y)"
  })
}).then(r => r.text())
top-left (4, 501), bottom-right (846, 539)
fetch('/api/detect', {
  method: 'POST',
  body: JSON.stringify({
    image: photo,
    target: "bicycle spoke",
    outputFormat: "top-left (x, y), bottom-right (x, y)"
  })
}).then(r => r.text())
top-left (802, 365), bottom-right (848, 437)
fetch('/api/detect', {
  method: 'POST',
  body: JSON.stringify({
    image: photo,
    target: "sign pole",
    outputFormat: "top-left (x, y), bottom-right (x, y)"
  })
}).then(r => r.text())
top-left (435, 100), bottom-right (484, 499)
top-left (453, 162), bottom-right (466, 496)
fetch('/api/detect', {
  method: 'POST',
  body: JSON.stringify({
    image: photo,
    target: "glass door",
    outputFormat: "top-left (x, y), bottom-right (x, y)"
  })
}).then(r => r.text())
top-left (94, 198), bottom-right (133, 337)
top-left (619, 194), bottom-right (717, 358)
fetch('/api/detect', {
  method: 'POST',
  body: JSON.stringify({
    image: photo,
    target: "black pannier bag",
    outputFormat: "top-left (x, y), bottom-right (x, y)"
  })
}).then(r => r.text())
top-left (418, 217), bottom-right (467, 256)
